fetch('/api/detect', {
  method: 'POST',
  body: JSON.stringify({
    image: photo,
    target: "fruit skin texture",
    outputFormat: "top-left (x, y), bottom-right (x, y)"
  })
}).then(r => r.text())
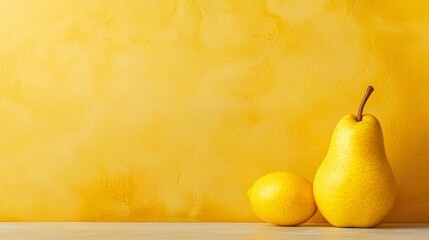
top-left (247, 172), bottom-right (317, 226)
top-left (313, 114), bottom-right (396, 227)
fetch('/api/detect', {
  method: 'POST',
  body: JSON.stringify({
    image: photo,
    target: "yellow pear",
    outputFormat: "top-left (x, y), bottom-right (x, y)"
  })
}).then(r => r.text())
top-left (313, 86), bottom-right (396, 228)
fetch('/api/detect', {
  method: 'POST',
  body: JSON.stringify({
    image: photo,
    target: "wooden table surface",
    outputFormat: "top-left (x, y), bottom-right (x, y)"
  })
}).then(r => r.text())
top-left (0, 223), bottom-right (427, 239)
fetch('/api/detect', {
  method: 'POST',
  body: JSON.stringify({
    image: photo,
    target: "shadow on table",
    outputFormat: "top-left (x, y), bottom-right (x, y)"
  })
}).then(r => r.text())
top-left (264, 223), bottom-right (429, 229)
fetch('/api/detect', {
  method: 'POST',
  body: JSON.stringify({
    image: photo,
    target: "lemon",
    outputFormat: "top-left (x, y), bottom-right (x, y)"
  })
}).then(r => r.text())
top-left (247, 172), bottom-right (317, 226)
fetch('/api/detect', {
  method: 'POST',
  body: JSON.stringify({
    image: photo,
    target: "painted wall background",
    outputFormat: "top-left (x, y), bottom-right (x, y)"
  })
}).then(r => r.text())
top-left (0, 0), bottom-right (428, 222)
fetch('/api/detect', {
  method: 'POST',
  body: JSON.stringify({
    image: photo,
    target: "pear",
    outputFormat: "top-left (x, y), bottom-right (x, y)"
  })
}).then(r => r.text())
top-left (313, 86), bottom-right (396, 228)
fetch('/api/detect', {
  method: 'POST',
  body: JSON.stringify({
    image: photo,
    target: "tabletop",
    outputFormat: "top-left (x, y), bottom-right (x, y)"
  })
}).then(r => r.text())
top-left (0, 223), bottom-right (427, 240)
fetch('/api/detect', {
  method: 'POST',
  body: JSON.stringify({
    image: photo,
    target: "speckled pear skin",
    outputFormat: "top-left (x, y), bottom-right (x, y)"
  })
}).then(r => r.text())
top-left (313, 114), bottom-right (396, 228)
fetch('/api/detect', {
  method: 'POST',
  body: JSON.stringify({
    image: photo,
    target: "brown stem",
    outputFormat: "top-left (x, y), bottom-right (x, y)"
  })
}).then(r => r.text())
top-left (357, 86), bottom-right (374, 121)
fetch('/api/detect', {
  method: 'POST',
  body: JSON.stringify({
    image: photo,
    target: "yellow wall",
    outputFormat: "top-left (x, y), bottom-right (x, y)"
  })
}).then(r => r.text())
top-left (0, 0), bottom-right (428, 222)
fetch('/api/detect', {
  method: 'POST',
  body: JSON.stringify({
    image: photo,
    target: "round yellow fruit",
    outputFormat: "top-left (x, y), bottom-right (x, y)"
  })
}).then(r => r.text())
top-left (247, 172), bottom-right (317, 226)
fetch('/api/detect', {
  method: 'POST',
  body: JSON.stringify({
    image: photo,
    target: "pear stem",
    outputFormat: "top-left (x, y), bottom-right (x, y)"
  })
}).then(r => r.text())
top-left (357, 86), bottom-right (374, 122)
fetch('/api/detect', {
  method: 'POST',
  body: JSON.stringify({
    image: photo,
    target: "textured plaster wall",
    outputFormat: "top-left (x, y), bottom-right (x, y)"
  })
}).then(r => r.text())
top-left (0, 0), bottom-right (428, 222)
